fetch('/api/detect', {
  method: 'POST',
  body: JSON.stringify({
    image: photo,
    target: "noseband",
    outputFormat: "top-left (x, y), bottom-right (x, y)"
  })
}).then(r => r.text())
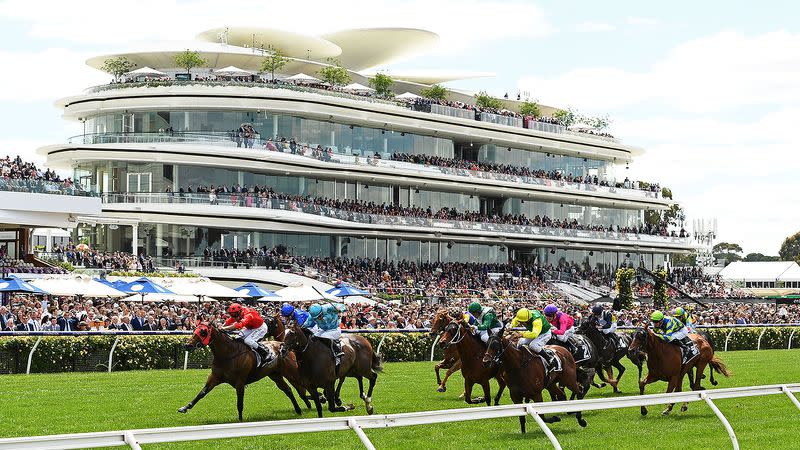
top-left (443, 323), bottom-right (466, 347)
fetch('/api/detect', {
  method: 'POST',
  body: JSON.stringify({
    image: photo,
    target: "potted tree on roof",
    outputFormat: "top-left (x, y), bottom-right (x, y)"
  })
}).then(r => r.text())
top-left (174, 50), bottom-right (207, 81)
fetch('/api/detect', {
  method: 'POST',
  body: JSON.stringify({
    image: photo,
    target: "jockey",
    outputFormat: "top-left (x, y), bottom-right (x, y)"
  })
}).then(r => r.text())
top-left (466, 302), bottom-right (502, 343)
top-left (591, 305), bottom-right (619, 355)
top-left (650, 310), bottom-right (699, 364)
top-left (463, 312), bottom-right (478, 326)
top-left (673, 306), bottom-right (697, 333)
top-left (303, 302), bottom-right (347, 365)
top-left (510, 308), bottom-right (557, 370)
top-left (544, 304), bottom-right (576, 353)
top-left (221, 303), bottom-right (270, 363)
top-left (280, 303), bottom-right (310, 328)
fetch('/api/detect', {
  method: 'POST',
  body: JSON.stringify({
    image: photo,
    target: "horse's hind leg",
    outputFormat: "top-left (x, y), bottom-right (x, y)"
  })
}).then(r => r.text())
top-left (270, 374), bottom-right (302, 415)
top-left (178, 373), bottom-right (220, 414)
top-left (493, 376), bottom-right (505, 405)
top-left (480, 381), bottom-right (491, 407)
top-left (611, 361), bottom-right (625, 393)
top-left (334, 377), bottom-right (345, 407)
top-left (310, 387), bottom-right (323, 418)
top-left (326, 384), bottom-right (347, 413)
top-left (440, 360), bottom-right (461, 393)
top-left (692, 362), bottom-right (708, 391)
top-left (365, 371), bottom-right (377, 414)
top-left (357, 376), bottom-right (374, 415)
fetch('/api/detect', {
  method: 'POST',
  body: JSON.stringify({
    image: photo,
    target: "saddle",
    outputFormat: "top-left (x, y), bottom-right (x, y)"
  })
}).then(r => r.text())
top-left (539, 348), bottom-right (563, 375)
top-left (568, 335), bottom-right (592, 364)
top-left (679, 340), bottom-right (700, 366)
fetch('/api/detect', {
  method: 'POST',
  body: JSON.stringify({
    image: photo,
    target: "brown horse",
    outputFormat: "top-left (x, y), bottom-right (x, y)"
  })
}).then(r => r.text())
top-left (265, 313), bottom-right (286, 341)
top-left (332, 333), bottom-right (382, 415)
top-left (179, 322), bottom-right (310, 420)
top-left (430, 309), bottom-right (462, 393)
top-left (483, 328), bottom-right (587, 432)
top-left (629, 326), bottom-right (730, 415)
top-left (439, 320), bottom-right (506, 406)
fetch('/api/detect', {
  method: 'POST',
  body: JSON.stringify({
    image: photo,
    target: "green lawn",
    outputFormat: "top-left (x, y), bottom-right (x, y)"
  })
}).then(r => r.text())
top-left (1, 350), bottom-right (799, 449)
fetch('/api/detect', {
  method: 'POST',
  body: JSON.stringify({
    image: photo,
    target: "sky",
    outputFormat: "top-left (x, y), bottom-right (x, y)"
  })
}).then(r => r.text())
top-left (0, 0), bottom-right (797, 255)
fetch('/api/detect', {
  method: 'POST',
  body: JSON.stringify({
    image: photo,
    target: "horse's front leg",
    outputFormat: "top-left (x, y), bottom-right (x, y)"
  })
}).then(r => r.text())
top-left (235, 383), bottom-right (246, 421)
top-left (611, 361), bottom-right (626, 393)
top-left (269, 374), bottom-right (302, 415)
top-left (440, 359), bottom-right (461, 393)
top-left (662, 376), bottom-right (680, 416)
top-left (639, 372), bottom-right (658, 416)
top-left (480, 381), bottom-right (491, 407)
top-left (178, 372), bottom-right (220, 413)
top-left (463, 380), bottom-right (479, 404)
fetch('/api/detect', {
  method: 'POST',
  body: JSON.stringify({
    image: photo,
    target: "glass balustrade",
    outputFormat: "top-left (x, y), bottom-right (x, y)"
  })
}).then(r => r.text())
top-left (0, 177), bottom-right (97, 197)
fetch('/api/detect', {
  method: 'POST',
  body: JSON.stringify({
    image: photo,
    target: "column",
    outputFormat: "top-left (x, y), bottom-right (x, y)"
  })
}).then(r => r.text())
top-left (131, 223), bottom-right (139, 256)
top-left (45, 230), bottom-right (53, 253)
top-left (156, 224), bottom-right (163, 257)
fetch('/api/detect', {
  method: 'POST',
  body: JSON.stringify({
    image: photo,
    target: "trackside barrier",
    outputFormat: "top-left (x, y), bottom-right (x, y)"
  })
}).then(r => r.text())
top-left (0, 384), bottom-right (797, 450)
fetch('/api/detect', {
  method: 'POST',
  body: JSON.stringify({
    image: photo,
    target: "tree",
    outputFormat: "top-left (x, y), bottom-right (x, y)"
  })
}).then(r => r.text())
top-left (174, 50), bottom-right (207, 78)
top-left (419, 84), bottom-right (448, 101)
top-left (713, 242), bottom-right (743, 266)
top-left (260, 47), bottom-right (289, 81)
top-left (100, 57), bottom-right (133, 82)
top-left (369, 72), bottom-right (394, 98)
top-left (553, 108), bottom-right (576, 127)
top-left (475, 91), bottom-right (504, 110)
top-left (615, 267), bottom-right (635, 310)
top-left (652, 269), bottom-right (669, 310)
top-left (317, 58), bottom-right (351, 86)
top-left (779, 231), bottom-right (800, 262)
top-left (743, 253), bottom-right (780, 262)
top-left (519, 100), bottom-right (540, 117)
top-left (661, 187), bottom-right (673, 200)
top-left (671, 252), bottom-right (697, 266)
top-left (645, 204), bottom-right (683, 227)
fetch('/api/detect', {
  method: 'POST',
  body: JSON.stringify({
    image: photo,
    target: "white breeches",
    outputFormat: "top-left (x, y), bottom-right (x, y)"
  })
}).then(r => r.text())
top-left (311, 326), bottom-right (341, 340)
top-left (240, 323), bottom-right (268, 349)
top-left (478, 326), bottom-right (502, 343)
top-left (554, 326), bottom-right (575, 342)
top-left (519, 330), bottom-right (552, 352)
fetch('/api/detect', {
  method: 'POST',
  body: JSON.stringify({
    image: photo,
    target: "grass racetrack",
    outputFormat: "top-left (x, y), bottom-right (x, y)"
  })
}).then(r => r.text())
top-left (2, 349), bottom-right (799, 449)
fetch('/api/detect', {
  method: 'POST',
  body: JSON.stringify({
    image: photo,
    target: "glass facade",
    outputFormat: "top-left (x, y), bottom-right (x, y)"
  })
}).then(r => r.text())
top-left (84, 110), bottom-right (615, 174)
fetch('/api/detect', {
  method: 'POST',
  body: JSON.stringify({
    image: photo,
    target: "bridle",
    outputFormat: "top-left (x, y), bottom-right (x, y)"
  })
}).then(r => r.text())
top-left (442, 322), bottom-right (466, 347)
top-left (484, 336), bottom-right (508, 366)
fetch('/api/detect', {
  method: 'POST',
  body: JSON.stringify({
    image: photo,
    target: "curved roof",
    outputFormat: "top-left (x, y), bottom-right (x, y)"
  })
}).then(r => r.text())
top-left (366, 70), bottom-right (495, 85)
top-left (321, 28), bottom-right (439, 71)
top-left (195, 27), bottom-right (342, 60)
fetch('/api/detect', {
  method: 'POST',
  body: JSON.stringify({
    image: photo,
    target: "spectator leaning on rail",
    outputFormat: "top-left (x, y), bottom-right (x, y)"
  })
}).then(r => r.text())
top-left (649, 310), bottom-right (699, 365)
top-left (221, 302), bottom-right (272, 365)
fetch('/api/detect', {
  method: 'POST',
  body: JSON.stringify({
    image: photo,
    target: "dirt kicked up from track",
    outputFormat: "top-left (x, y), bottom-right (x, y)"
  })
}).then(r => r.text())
top-left (1, 349), bottom-right (799, 449)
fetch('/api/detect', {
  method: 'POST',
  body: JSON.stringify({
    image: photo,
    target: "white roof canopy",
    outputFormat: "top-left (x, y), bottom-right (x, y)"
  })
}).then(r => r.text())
top-left (342, 82), bottom-right (374, 92)
top-left (109, 276), bottom-right (242, 298)
top-left (285, 72), bottom-right (321, 83)
top-left (213, 65), bottom-right (255, 77)
top-left (31, 276), bottom-right (126, 297)
top-left (125, 66), bottom-right (167, 77)
top-left (719, 261), bottom-right (800, 282)
top-left (395, 91), bottom-right (422, 100)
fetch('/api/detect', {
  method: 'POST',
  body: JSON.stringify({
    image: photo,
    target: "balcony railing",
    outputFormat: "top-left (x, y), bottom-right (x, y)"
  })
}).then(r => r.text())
top-left (68, 132), bottom-right (661, 200)
top-left (83, 80), bottom-right (621, 144)
top-left (0, 177), bottom-right (97, 197)
top-left (102, 192), bottom-right (691, 246)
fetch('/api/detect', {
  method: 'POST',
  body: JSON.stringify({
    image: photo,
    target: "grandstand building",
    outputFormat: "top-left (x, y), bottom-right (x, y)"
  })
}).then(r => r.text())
top-left (39, 27), bottom-right (693, 272)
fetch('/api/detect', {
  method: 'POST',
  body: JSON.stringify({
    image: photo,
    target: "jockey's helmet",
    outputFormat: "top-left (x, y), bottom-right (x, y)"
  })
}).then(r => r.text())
top-left (514, 308), bottom-right (532, 323)
top-left (228, 303), bottom-right (243, 317)
top-left (673, 307), bottom-right (686, 318)
top-left (309, 304), bottom-right (323, 318)
top-left (280, 303), bottom-right (295, 317)
top-left (591, 305), bottom-right (603, 316)
top-left (543, 304), bottom-right (558, 316)
top-left (650, 310), bottom-right (665, 322)
top-left (467, 302), bottom-right (482, 315)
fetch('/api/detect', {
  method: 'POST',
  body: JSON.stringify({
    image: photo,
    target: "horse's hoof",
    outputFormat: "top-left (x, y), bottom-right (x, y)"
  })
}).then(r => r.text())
top-left (437, 386), bottom-right (446, 393)
top-left (662, 409), bottom-right (671, 416)
top-left (680, 405), bottom-right (688, 413)
top-left (578, 418), bottom-right (587, 428)
top-left (545, 416), bottom-right (561, 423)
top-left (177, 407), bottom-right (188, 414)
top-left (458, 392), bottom-right (465, 399)
top-left (471, 397), bottom-right (485, 403)
top-left (366, 404), bottom-right (374, 415)
top-left (640, 407), bottom-right (648, 416)
top-left (345, 403), bottom-right (355, 411)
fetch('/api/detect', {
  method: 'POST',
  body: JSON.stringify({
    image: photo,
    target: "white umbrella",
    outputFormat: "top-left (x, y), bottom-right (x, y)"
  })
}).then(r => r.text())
top-left (395, 92), bottom-right (422, 100)
top-left (342, 297), bottom-right (377, 305)
top-left (343, 82), bottom-right (375, 92)
top-left (125, 66), bottom-right (167, 77)
top-left (31, 276), bottom-right (127, 297)
top-left (109, 276), bottom-right (241, 299)
top-left (274, 284), bottom-right (326, 302)
top-left (285, 72), bottom-right (321, 84)
top-left (213, 65), bottom-right (256, 77)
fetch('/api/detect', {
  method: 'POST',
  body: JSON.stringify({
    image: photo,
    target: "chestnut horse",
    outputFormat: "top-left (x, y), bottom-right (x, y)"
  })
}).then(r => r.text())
top-left (629, 326), bottom-right (730, 415)
top-left (430, 309), bottom-right (462, 393)
top-left (439, 320), bottom-right (506, 406)
top-left (179, 323), bottom-right (310, 420)
top-left (265, 313), bottom-right (286, 341)
top-left (483, 328), bottom-right (587, 433)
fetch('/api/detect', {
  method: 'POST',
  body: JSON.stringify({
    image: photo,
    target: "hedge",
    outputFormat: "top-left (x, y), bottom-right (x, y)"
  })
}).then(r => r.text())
top-left (0, 328), bottom-right (795, 374)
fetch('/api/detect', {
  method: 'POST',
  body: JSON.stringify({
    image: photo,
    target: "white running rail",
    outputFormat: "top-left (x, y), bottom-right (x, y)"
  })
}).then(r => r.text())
top-left (0, 384), bottom-right (797, 450)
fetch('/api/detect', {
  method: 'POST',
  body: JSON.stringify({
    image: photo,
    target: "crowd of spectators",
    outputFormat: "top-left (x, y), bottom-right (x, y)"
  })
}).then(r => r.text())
top-left (391, 152), bottom-right (661, 195)
top-left (173, 184), bottom-right (682, 238)
top-left (50, 245), bottom-right (155, 272)
top-left (0, 155), bottom-right (88, 195)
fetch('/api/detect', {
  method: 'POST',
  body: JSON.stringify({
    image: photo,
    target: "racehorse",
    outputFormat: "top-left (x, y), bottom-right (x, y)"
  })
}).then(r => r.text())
top-left (628, 325), bottom-right (730, 415)
top-left (332, 331), bottom-right (382, 415)
top-left (546, 333), bottom-right (598, 397)
top-left (439, 320), bottom-right (506, 406)
top-left (179, 322), bottom-right (310, 421)
top-left (265, 313), bottom-right (286, 341)
top-left (483, 328), bottom-right (587, 433)
top-left (430, 309), bottom-right (462, 393)
top-left (577, 315), bottom-right (644, 393)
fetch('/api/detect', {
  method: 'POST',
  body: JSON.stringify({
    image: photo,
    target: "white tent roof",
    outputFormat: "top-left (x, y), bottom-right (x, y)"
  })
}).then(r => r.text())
top-left (213, 65), bottom-right (255, 76)
top-left (395, 91), bottom-right (422, 100)
top-left (719, 261), bottom-right (800, 282)
top-left (120, 293), bottom-right (211, 303)
top-left (274, 283), bottom-right (343, 302)
top-left (109, 276), bottom-right (241, 298)
top-left (342, 82), bottom-right (374, 92)
top-left (285, 72), bottom-right (321, 83)
top-left (125, 66), bottom-right (167, 76)
top-left (31, 276), bottom-right (126, 297)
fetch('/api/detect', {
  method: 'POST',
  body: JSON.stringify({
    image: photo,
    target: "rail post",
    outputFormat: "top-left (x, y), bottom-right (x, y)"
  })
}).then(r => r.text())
top-left (789, 330), bottom-right (796, 349)
top-left (430, 334), bottom-right (441, 362)
top-left (701, 392), bottom-right (739, 450)
top-left (526, 404), bottom-right (562, 450)
top-left (348, 418), bottom-right (376, 450)
top-left (123, 431), bottom-right (141, 450)
top-left (782, 385), bottom-right (800, 411)
top-left (757, 328), bottom-right (767, 350)
top-left (184, 350), bottom-right (189, 370)
top-left (108, 336), bottom-right (120, 373)
top-left (724, 329), bottom-right (735, 352)
top-left (26, 336), bottom-right (42, 375)
top-left (375, 334), bottom-right (388, 356)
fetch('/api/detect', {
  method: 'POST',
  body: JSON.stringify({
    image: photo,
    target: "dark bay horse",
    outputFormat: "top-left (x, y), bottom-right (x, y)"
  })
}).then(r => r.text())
top-left (629, 326), bottom-right (730, 415)
top-left (430, 309), bottom-right (462, 394)
top-left (577, 316), bottom-right (643, 393)
top-left (439, 320), bottom-right (506, 406)
top-left (179, 323), bottom-right (310, 420)
top-left (483, 328), bottom-right (587, 432)
top-left (265, 313), bottom-right (286, 341)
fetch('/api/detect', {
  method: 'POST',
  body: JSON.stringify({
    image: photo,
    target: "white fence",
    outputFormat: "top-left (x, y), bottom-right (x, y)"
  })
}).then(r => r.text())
top-left (0, 383), bottom-right (797, 450)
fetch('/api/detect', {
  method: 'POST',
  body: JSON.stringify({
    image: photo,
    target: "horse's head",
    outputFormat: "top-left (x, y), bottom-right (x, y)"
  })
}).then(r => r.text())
top-left (281, 320), bottom-right (306, 356)
top-left (439, 321), bottom-right (463, 349)
top-left (578, 314), bottom-right (597, 333)
top-left (429, 309), bottom-right (452, 337)
top-left (628, 327), bottom-right (648, 353)
top-left (482, 328), bottom-right (505, 367)
top-left (186, 322), bottom-right (214, 351)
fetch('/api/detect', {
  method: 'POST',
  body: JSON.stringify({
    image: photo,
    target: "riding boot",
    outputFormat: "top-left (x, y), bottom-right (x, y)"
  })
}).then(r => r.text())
top-left (679, 337), bottom-right (698, 364)
top-left (537, 348), bottom-right (557, 373)
top-left (330, 340), bottom-right (342, 372)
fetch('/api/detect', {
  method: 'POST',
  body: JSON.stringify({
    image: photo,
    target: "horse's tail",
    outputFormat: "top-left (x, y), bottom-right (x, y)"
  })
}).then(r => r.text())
top-left (709, 355), bottom-right (731, 377)
top-left (372, 351), bottom-right (384, 373)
